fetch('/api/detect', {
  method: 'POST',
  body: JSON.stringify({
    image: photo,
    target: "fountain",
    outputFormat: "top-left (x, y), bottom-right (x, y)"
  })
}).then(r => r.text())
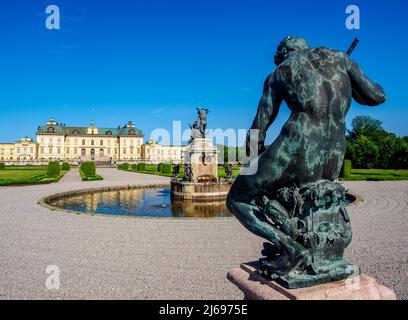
top-left (170, 107), bottom-right (232, 200)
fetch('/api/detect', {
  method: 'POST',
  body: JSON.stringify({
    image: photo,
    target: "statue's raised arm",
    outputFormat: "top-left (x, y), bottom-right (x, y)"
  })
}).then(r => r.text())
top-left (345, 54), bottom-right (386, 106)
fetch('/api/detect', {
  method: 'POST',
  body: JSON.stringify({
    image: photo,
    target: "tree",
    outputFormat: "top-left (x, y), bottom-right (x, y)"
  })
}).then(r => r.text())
top-left (348, 115), bottom-right (387, 144)
top-left (352, 135), bottom-right (379, 169)
top-left (377, 134), bottom-right (399, 169)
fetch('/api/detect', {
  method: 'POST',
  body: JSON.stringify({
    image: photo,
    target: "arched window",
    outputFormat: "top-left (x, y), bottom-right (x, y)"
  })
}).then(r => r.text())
top-left (72, 130), bottom-right (80, 134)
top-left (106, 130), bottom-right (112, 135)
top-left (129, 129), bottom-right (135, 135)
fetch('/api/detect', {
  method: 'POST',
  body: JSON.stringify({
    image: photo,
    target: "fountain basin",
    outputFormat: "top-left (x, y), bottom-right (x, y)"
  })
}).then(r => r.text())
top-left (39, 184), bottom-right (231, 218)
top-left (170, 180), bottom-right (232, 200)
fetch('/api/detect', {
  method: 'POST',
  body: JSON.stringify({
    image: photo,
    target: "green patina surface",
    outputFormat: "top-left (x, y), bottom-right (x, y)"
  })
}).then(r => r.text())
top-left (227, 36), bottom-right (386, 288)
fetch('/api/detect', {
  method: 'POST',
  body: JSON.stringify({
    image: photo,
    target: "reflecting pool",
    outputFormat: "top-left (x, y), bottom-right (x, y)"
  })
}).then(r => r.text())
top-left (49, 187), bottom-right (232, 218)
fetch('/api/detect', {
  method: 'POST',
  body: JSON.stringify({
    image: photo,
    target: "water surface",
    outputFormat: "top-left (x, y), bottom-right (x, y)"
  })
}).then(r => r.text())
top-left (50, 187), bottom-right (232, 218)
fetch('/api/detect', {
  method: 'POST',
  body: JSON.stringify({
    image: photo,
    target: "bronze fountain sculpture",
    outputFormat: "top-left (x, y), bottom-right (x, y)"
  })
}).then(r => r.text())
top-left (226, 36), bottom-right (386, 288)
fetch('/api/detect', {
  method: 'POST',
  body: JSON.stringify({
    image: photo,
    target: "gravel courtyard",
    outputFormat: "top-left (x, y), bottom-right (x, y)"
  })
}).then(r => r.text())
top-left (0, 168), bottom-right (407, 299)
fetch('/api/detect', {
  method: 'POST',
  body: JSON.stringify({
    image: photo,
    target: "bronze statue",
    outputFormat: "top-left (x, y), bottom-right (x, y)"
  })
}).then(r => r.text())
top-left (189, 121), bottom-right (203, 142)
top-left (224, 163), bottom-right (233, 180)
top-left (184, 164), bottom-right (192, 182)
top-left (172, 163), bottom-right (180, 180)
top-left (196, 107), bottom-right (209, 138)
top-left (226, 36), bottom-right (386, 288)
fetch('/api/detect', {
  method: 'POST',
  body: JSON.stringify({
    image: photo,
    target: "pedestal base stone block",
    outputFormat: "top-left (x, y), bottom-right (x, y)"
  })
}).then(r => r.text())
top-left (227, 262), bottom-right (396, 300)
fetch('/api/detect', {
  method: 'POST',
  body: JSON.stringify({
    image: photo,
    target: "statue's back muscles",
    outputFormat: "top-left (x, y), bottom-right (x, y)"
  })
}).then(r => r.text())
top-left (275, 48), bottom-right (352, 120)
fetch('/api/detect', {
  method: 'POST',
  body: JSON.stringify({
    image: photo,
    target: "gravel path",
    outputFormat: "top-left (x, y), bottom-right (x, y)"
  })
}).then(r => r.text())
top-left (0, 168), bottom-right (407, 300)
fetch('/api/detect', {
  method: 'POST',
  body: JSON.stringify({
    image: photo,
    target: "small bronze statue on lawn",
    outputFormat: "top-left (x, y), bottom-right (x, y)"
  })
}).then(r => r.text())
top-left (227, 36), bottom-right (386, 288)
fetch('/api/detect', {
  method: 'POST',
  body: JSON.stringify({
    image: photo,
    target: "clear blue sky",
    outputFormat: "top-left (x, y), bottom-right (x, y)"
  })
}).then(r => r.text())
top-left (1, 0), bottom-right (407, 145)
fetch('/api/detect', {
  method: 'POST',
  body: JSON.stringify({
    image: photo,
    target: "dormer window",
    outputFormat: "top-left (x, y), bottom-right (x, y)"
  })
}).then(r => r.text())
top-left (106, 130), bottom-right (112, 135)
top-left (72, 130), bottom-right (80, 134)
top-left (47, 127), bottom-right (55, 133)
top-left (129, 129), bottom-right (135, 135)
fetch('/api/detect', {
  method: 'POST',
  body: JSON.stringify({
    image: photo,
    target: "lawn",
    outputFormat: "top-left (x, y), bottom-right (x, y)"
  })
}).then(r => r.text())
top-left (120, 164), bottom-right (242, 179)
top-left (0, 167), bottom-right (66, 186)
top-left (121, 164), bottom-right (408, 181)
top-left (342, 169), bottom-right (408, 181)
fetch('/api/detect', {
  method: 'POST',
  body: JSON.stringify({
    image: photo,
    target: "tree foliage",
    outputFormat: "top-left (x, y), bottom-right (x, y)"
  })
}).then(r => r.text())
top-left (347, 116), bottom-right (408, 169)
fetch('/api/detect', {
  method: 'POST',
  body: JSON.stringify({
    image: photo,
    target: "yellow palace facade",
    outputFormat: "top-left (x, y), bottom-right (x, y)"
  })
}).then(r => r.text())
top-left (0, 118), bottom-right (185, 164)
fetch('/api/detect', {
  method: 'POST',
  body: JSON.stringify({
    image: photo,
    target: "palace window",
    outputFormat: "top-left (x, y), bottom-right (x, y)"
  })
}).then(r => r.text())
top-left (57, 147), bottom-right (61, 154)
top-left (82, 139), bottom-right (85, 145)
top-left (91, 140), bottom-right (94, 146)
top-left (100, 140), bottom-right (103, 146)
top-left (40, 147), bottom-right (45, 154)
top-left (106, 130), bottom-right (112, 135)
top-left (47, 127), bottom-right (55, 133)
top-left (123, 148), bottom-right (126, 154)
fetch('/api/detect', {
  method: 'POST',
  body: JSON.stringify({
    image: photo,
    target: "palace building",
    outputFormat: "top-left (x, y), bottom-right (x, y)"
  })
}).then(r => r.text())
top-left (0, 118), bottom-right (185, 164)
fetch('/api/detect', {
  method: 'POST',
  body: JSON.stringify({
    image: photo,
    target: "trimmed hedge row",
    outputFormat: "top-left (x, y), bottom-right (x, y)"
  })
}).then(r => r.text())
top-left (161, 163), bottom-right (172, 174)
top-left (137, 163), bottom-right (146, 171)
top-left (118, 163), bottom-right (129, 170)
top-left (80, 162), bottom-right (96, 176)
top-left (0, 163), bottom-right (5, 170)
top-left (341, 159), bottom-right (352, 179)
top-left (46, 161), bottom-right (61, 177)
top-left (80, 162), bottom-right (103, 181)
top-left (61, 162), bottom-right (70, 171)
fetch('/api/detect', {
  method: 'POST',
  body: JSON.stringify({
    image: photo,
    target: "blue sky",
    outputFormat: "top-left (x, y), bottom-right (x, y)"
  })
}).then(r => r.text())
top-left (0, 0), bottom-right (407, 145)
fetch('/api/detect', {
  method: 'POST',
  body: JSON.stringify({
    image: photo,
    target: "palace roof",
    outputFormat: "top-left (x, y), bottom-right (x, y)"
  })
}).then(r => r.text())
top-left (36, 119), bottom-right (143, 137)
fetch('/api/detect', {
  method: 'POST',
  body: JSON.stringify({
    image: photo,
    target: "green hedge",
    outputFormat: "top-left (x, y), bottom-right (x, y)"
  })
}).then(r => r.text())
top-left (79, 162), bottom-right (103, 181)
top-left (131, 164), bottom-right (138, 171)
top-left (157, 163), bottom-right (163, 172)
top-left (161, 163), bottom-right (172, 174)
top-left (80, 173), bottom-right (103, 181)
top-left (118, 163), bottom-right (129, 170)
top-left (46, 161), bottom-right (61, 177)
top-left (341, 159), bottom-right (352, 178)
top-left (61, 162), bottom-right (70, 171)
top-left (80, 162), bottom-right (96, 177)
top-left (0, 163), bottom-right (5, 170)
top-left (137, 163), bottom-right (146, 171)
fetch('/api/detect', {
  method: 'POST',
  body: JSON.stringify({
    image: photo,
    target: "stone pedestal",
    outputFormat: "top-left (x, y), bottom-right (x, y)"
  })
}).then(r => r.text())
top-left (227, 262), bottom-right (396, 300)
top-left (170, 180), bottom-right (231, 200)
top-left (184, 138), bottom-right (218, 182)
